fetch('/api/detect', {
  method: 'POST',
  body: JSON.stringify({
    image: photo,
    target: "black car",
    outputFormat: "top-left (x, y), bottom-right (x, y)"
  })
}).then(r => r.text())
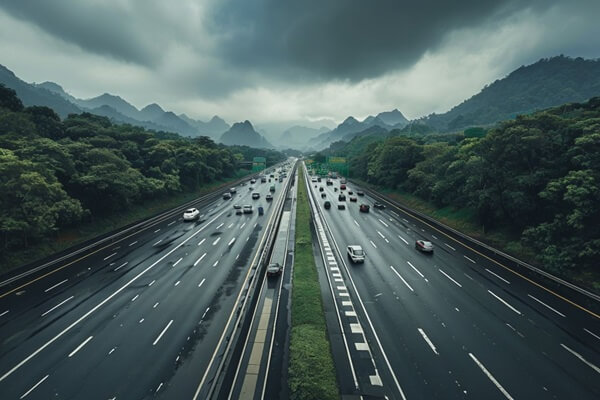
top-left (357, 191), bottom-right (364, 196)
top-left (338, 194), bottom-right (346, 201)
top-left (338, 203), bottom-right (346, 210)
top-left (324, 201), bottom-right (331, 209)
top-left (359, 204), bottom-right (370, 212)
top-left (266, 194), bottom-right (273, 201)
top-left (321, 193), bottom-right (326, 198)
top-left (373, 202), bottom-right (386, 209)
top-left (319, 187), bottom-right (324, 192)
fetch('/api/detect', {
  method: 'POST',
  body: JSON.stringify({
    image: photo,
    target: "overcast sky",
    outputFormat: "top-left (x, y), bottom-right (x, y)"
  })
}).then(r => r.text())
top-left (0, 0), bottom-right (598, 126)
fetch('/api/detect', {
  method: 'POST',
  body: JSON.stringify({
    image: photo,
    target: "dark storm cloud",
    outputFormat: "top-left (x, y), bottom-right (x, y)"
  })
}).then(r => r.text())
top-left (0, 0), bottom-right (157, 66)
top-left (207, 0), bottom-right (548, 81)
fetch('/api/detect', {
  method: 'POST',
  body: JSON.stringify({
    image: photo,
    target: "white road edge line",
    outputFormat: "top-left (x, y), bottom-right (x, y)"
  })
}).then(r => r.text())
top-left (44, 279), bottom-right (68, 292)
top-left (469, 353), bottom-right (514, 400)
top-left (153, 320), bottom-right (174, 346)
top-left (68, 336), bottom-right (93, 357)
top-left (560, 343), bottom-right (600, 374)
top-left (439, 269), bottom-right (462, 288)
top-left (486, 268), bottom-right (511, 284)
top-left (41, 296), bottom-right (74, 317)
top-left (20, 374), bottom-right (49, 399)
top-left (418, 328), bottom-right (439, 355)
top-left (528, 294), bottom-right (565, 317)
top-left (488, 290), bottom-right (521, 315)
top-left (390, 266), bottom-right (414, 292)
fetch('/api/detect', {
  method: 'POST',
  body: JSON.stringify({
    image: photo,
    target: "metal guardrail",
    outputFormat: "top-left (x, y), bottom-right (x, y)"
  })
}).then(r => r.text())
top-left (353, 181), bottom-right (600, 303)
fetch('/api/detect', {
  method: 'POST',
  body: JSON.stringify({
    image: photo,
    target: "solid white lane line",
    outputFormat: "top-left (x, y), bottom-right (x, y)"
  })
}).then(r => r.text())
top-left (398, 235), bottom-right (408, 245)
top-left (0, 310), bottom-right (8, 317)
top-left (439, 269), bottom-right (462, 288)
top-left (560, 343), bottom-right (600, 374)
top-left (216, 223), bottom-right (224, 229)
top-left (584, 328), bottom-right (600, 340)
top-left (354, 219), bottom-right (360, 227)
top-left (128, 241), bottom-right (137, 246)
top-left (378, 219), bottom-right (389, 227)
top-left (444, 243), bottom-right (456, 251)
top-left (407, 261), bottom-right (424, 278)
top-left (44, 279), bottom-right (68, 293)
top-left (377, 231), bottom-right (385, 239)
top-left (153, 239), bottom-right (162, 246)
top-left (370, 240), bottom-right (377, 248)
top-left (228, 237), bottom-right (236, 246)
top-left (198, 278), bottom-right (205, 288)
top-left (469, 353), bottom-right (514, 400)
top-left (153, 320), bottom-right (174, 346)
top-left (131, 295), bottom-right (139, 302)
top-left (68, 336), bottom-right (93, 358)
top-left (528, 294), bottom-right (565, 317)
top-left (114, 262), bottom-right (128, 271)
top-left (175, 281), bottom-right (180, 286)
top-left (240, 222), bottom-right (246, 229)
top-left (0, 207), bottom-right (228, 383)
top-left (173, 257), bottom-right (183, 267)
top-left (418, 328), bottom-right (439, 355)
top-left (194, 253), bottom-right (207, 266)
top-left (168, 220), bottom-right (176, 226)
top-left (390, 266), bottom-right (414, 292)
top-left (486, 269), bottom-right (511, 284)
top-left (41, 296), bottom-right (74, 316)
top-left (154, 229), bottom-right (161, 233)
top-left (464, 255), bottom-right (476, 264)
top-left (103, 252), bottom-right (117, 261)
top-left (198, 238), bottom-right (206, 246)
top-left (20, 374), bottom-right (49, 399)
top-left (212, 237), bottom-right (221, 246)
top-left (488, 290), bottom-right (521, 315)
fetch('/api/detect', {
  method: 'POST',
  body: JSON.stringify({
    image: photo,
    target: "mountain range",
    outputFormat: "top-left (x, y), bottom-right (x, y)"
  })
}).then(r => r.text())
top-left (219, 120), bottom-right (273, 148)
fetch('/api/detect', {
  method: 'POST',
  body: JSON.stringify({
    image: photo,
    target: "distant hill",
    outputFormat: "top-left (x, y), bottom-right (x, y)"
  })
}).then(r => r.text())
top-left (77, 93), bottom-right (140, 120)
top-left (376, 109), bottom-right (409, 126)
top-left (423, 55), bottom-right (600, 131)
top-left (278, 125), bottom-right (329, 148)
top-left (0, 65), bottom-right (81, 118)
top-left (179, 114), bottom-right (230, 138)
top-left (219, 120), bottom-right (272, 148)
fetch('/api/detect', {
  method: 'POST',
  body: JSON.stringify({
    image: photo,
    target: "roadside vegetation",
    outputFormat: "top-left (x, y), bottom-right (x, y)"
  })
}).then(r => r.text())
top-left (0, 84), bottom-right (284, 273)
top-left (318, 97), bottom-right (600, 291)
top-left (289, 167), bottom-right (339, 399)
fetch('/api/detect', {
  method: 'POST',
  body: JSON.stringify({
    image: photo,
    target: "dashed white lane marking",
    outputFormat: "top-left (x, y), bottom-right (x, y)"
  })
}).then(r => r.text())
top-left (584, 328), bottom-right (600, 340)
top-left (109, 347), bottom-right (116, 354)
top-left (154, 229), bottom-right (161, 233)
top-left (444, 243), bottom-right (456, 251)
top-left (235, 254), bottom-right (240, 260)
top-left (20, 374), bottom-right (49, 399)
top-left (369, 374), bottom-right (383, 386)
top-left (431, 235), bottom-right (438, 240)
top-left (212, 237), bottom-right (221, 246)
top-left (486, 268), bottom-right (511, 284)
top-left (153, 320), bottom-right (174, 346)
top-left (369, 240), bottom-right (377, 248)
top-left (439, 269), bottom-right (462, 288)
top-left (464, 255), bottom-right (476, 264)
top-left (355, 342), bottom-right (370, 351)
top-left (173, 257), bottom-right (183, 267)
top-left (228, 237), bottom-right (236, 246)
top-left (469, 353), bottom-right (514, 400)
top-left (202, 307), bottom-right (210, 320)
top-left (345, 310), bottom-right (357, 317)
top-left (153, 239), bottom-right (162, 246)
top-left (350, 323), bottom-right (363, 334)
top-left (336, 286), bottom-right (346, 291)
top-left (254, 223), bottom-right (258, 228)
top-left (418, 328), bottom-right (439, 355)
top-left (384, 238), bottom-right (389, 243)
top-left (168, 220), bottom-right (176, 226)
top-left (68, 336), bottom-right (93, 358)
top-left (488, 290), bottom-right (521, 315)
top-left (103, 252), bottom-right (117, 261)
top-left (213, 260), bottom-right (219, 267)
top-left (148, 280), bottom-right (155, 287)
top-left (131, 295), bottom-right (139, 302)
top-left (174, 281), bottom-right (180, 287)
top-left (240, 222), bottom-right (246, 229)
top-left (377, 231), bottom-right (385, 239)
top-left (194, 253), bottom-right (207, 266)
top-left (0, 310), bottom-right (8, 317)
top-left (354, 219), bottom-right (360, 227)
top-left (153, 302), bottom-right (159, 309)
top-left (407, 261), bottom-right (424, 278)
top-left (391, 211), bottom-right (399, 217)
top-left (156, 382), bottom-right (164, 393)
top-left (128, 241), bottom-right (137, 246)
top-left (390, 266), bottom-right (414, 292)
top-left (561, 343), bottom-right (600, 374)
top-left (402, 218), bottom-right (409, 223)
top-left (114, 262), bottom-right (128, 271)
top-left (342, 301), bottom-right (352, 306)
top-left (227, 223), bottom-right (234, 229)
top-left (528, 294), bottom-right (565, 317)
top-left (505, 323), bottom-right (525, 338)
top-left (45, 279), bottom-right (68, 293)
top-left (198, 238), bottom-right (206, 246)
top-left (216, 223), bottom-right (224, 229)
top-left (378, 219), bottom-right (389, 227)
top-left (41, 296), bottom-right (74, 316)
top-left (397, 235), bottom-right (408, 245)
top-left (198, 278), bottom-right (205, 288)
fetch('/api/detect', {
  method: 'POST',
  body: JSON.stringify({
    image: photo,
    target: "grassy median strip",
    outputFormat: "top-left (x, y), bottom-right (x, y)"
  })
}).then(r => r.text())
top-left (289, 167), bottom-right (339, 400)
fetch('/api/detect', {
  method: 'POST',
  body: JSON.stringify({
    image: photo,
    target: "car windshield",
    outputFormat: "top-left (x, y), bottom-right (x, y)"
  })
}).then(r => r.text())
top-left (354, 249), bottom-right (364, 255)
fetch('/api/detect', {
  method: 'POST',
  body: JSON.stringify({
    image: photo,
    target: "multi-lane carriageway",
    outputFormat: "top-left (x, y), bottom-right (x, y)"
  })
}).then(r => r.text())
top-left (0, 163), bottom-right (295, 400)
top-left (304, 163), bottom-right (600, 400)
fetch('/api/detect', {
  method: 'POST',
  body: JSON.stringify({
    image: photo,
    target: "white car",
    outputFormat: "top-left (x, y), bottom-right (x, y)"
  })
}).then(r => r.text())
top-left (183, 208), bottom-right (200, 221)
top-left (415, 240), bottom-right (434, 253)
top-left (243, 205), bottom-right (253, 214)
top-left (230, 187), bottom-right (237, 194)
top-left (347, 245), bottom-right (365, 263)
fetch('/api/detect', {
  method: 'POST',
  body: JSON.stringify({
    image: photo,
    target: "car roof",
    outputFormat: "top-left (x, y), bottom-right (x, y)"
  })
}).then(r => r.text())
top-left (348, 245), bottom-right (363, 250)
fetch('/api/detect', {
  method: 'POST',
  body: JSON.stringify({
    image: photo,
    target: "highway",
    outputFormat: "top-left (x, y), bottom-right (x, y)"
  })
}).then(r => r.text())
top-left (304, 165), bottom-right (600, 400)
top-left (0, 166), bottom-right (293, 400)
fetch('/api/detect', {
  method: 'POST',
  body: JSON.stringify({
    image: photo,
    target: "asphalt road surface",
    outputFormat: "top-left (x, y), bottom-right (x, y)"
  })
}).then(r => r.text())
top-left (0, 172), bottom-right (290, 400)
top-left (306, 170), bottom-right (600, 400)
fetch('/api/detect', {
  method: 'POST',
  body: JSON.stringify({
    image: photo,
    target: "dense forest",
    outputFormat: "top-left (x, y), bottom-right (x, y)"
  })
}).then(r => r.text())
top-left (0, 85), bottom-right (284, 257)
top-left (324, 97), bottom-right (600, 277)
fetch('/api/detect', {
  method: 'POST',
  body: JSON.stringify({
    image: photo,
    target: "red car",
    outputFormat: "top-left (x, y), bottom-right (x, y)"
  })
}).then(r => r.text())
top-left (340, 184), bottom-right (346, 190)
